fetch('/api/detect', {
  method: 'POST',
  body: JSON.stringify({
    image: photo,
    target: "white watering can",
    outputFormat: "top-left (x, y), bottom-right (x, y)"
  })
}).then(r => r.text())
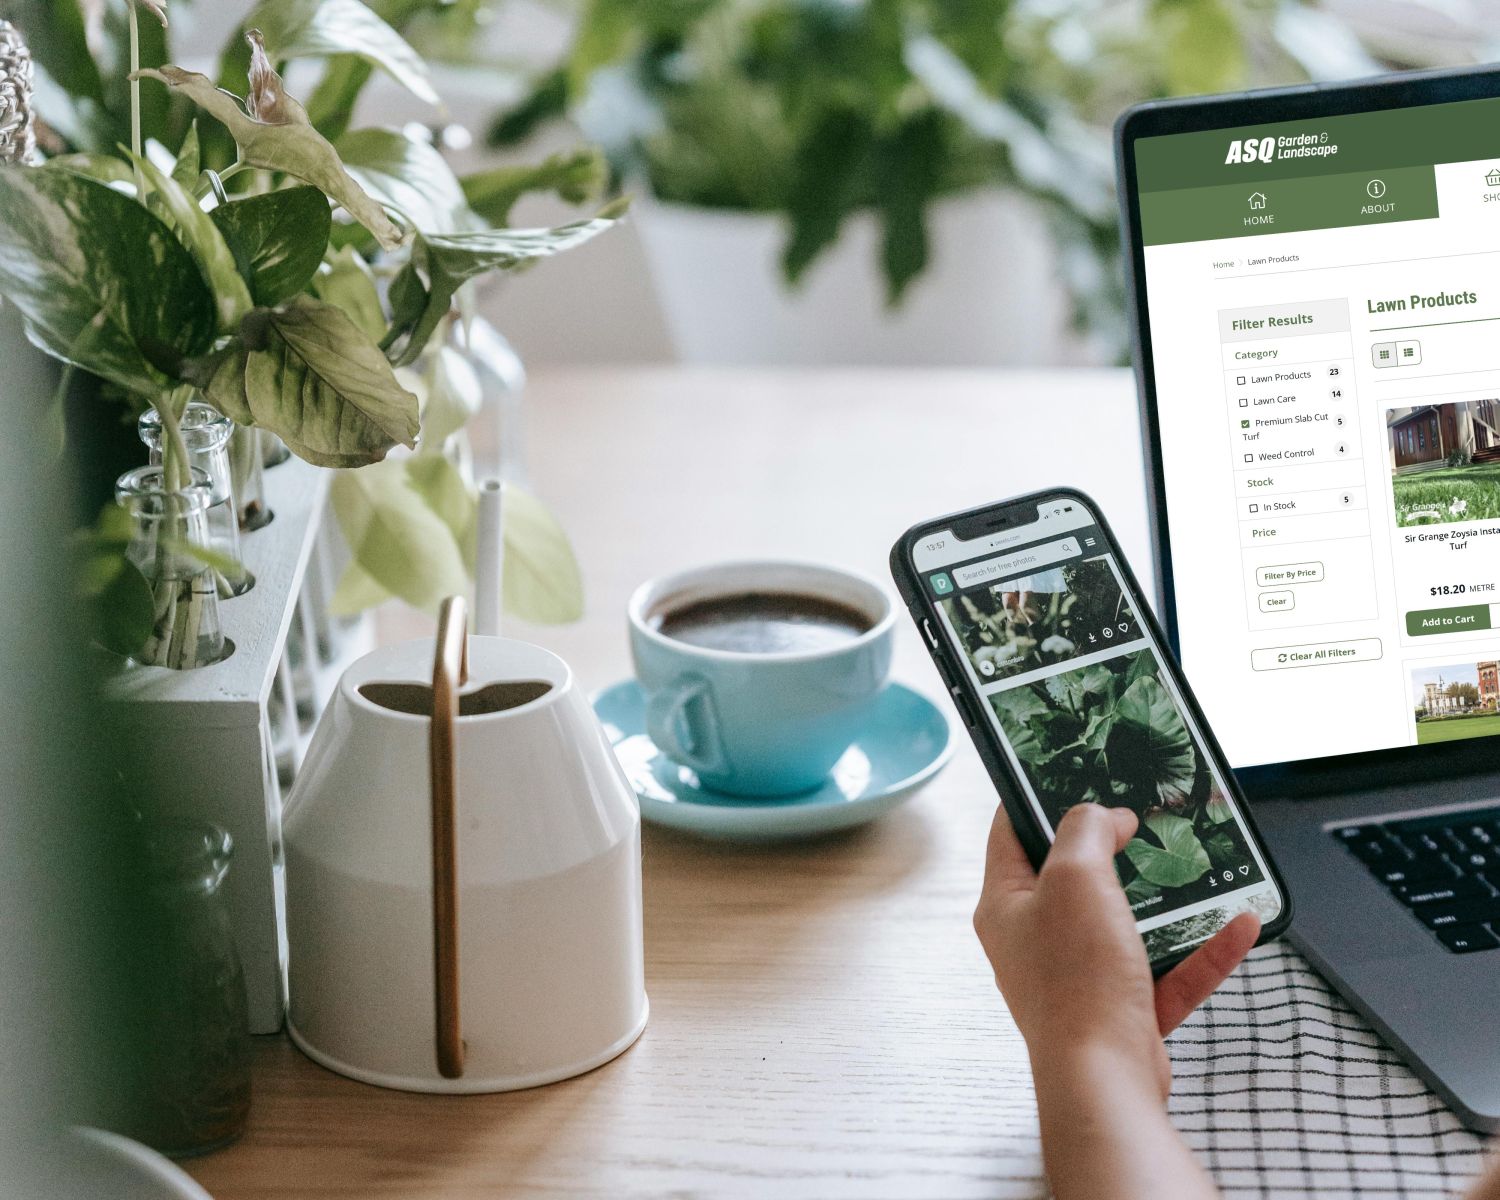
top-left (283, 485), bottom-right (647, 1092)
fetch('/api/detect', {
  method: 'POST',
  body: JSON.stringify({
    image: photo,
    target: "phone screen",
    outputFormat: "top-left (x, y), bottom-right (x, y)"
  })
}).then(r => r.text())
top-left (914, 498), bottom-right (1284, 962)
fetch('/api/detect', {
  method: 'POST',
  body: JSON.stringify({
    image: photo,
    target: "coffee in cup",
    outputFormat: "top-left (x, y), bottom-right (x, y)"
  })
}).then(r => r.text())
top-left (628, 562), bottom-right (894, 797)
top-left (653, 591), bottom-right (875, 655)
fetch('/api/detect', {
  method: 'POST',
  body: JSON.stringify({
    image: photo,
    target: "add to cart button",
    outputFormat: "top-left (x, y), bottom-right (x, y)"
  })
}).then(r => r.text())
top-left (1405, 604), bottom-right (1493, 637)
top-left (1251, 638), bottom-right (1383, 671)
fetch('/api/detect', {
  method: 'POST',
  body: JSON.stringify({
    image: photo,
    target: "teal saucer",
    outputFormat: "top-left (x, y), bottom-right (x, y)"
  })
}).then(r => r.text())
top-left (592, 680), bottom-right (953, 843)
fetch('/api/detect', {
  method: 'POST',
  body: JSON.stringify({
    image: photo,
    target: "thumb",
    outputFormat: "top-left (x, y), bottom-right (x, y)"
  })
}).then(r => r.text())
top-left (1154, 911), bottom-right (1260, 1034)
top-left (1108, 806), bottom-right (1139, 852)
top-left (1045, 804), bottom-right (1135, 875)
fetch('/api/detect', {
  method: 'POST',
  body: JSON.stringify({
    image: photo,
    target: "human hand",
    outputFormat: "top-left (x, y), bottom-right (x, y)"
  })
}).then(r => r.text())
top-left (973, 802), bottom-right (1260, 1102)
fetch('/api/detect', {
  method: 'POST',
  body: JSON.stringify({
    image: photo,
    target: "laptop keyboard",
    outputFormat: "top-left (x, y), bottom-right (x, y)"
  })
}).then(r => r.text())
top-left (1334, 806), bottom-right (1500, 954)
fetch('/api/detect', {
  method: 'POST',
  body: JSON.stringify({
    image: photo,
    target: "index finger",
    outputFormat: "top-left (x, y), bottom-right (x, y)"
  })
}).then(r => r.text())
top-left (983, 802), bottom-right (1038, 896)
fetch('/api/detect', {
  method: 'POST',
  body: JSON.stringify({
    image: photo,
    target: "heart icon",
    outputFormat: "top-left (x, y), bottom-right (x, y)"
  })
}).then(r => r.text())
top-left (1239, 865), bottom-right (1250, 875)
top-left (1117, 622), bottom-right (1129, 634)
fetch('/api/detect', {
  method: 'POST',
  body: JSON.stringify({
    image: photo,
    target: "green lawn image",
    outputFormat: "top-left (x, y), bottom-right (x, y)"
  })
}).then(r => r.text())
top-left (1416, 713), bottom-right (1500, 745)
top-left (1392, 462), bottom-right (1500, 525)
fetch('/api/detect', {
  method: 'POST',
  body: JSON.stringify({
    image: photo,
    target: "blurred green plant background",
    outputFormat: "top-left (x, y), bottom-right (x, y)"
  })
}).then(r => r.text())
top-left (482, 0), bottom-right (1499, 358)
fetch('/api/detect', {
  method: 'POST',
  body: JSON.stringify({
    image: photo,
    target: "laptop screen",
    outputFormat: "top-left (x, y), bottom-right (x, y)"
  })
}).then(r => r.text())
top-left (1130, 91), bottom-right (1500, 771)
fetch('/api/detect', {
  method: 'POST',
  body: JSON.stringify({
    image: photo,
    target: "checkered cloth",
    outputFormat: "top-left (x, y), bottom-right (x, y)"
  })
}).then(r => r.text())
top-left (1168, 943), bottom-right (1491, 1198)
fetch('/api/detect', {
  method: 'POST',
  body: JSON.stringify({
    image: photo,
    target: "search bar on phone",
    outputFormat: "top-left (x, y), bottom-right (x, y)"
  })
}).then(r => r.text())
top-left (952, 538), bottom-right (1081, 590)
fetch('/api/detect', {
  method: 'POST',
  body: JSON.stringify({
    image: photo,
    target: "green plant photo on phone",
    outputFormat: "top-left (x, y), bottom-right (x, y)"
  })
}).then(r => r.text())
top-left (892, 489), bottom-right (1290, 971)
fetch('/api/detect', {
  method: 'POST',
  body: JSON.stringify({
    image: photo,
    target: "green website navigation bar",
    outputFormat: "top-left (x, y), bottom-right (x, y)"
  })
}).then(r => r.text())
top-left (1135, 94), bottom-right (1500, 193)
top-left (1139, 164), bottom-right (1438, 246)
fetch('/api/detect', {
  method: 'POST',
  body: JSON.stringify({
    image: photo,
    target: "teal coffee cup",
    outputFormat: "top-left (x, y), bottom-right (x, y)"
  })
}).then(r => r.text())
top-left (628, 562), bottom-right (895, 797)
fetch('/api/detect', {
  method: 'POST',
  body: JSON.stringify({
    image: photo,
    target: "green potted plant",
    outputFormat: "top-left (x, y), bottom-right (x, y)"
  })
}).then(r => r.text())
top-left (0, 0), bottom-right (624, 666)
top-left (489, 0), bottom-right (1400, 365)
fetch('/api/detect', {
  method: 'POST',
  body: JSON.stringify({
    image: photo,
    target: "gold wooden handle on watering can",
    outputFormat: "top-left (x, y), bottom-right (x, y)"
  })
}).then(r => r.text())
top-left (430, 596), bottom-right (470, 1079)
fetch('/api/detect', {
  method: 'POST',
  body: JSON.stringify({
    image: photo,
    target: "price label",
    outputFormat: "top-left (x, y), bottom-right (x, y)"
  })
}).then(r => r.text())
top-left (1430, 583), bottom-right (1469, 597)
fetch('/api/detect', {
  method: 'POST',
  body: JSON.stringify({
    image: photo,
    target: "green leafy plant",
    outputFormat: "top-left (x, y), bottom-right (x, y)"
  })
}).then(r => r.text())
top-left (0, 0), bottom-right (623, 659)
top-left (991, 649), bottom-right (1261, 911)
top-left (489, 0), bottom-right (1390, 349)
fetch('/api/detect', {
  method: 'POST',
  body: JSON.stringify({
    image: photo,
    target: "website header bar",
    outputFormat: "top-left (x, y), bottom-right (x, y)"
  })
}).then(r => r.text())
top-left (1135, 94), bottom-right (1500, 194)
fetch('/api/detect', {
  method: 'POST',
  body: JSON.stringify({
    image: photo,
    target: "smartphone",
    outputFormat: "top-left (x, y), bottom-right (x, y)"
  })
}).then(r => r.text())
top-left (891, 488), bottom-right (1291, 972)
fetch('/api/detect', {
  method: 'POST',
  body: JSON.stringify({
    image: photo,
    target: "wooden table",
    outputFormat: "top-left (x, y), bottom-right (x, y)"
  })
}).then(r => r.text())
top-left (189, 367), bottom-right (1149, 1200)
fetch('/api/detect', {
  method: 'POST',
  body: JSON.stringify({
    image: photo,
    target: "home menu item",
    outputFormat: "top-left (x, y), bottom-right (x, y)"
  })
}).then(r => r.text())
top-left (1132, 93), bottom-right (1500, 767)
top-left (908, 500), bottom-right (1285, 964)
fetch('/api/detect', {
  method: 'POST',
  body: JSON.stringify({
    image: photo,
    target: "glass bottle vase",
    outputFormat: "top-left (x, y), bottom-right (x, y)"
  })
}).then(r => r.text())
top-left (138, 403), bottom-right (254, 594)
top-left (114, 466), bottom-right (231, 670)
top-left (136, 823), bottom-right (253, 1158)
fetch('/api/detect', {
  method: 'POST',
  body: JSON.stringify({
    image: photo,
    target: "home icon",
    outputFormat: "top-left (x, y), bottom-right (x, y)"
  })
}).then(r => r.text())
top-left (1248, 191), bottom-right (1267, 210)
top-left (1487, 168), bottom-right (1500, 187)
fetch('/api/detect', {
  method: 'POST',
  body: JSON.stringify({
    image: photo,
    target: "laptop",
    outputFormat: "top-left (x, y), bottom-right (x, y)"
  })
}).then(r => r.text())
top-left (1117, 65), bottom-right (1500, 1131)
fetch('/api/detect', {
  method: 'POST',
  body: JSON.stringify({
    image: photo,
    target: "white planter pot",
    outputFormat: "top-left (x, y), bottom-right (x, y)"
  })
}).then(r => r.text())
top-left (633, 188), bottom-right (1082, 366)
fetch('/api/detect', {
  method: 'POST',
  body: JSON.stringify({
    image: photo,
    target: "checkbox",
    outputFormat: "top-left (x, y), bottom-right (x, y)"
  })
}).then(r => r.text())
top-left (1249, 503), bottom-right (1259, 513)
top-left (1239, 398), bottom-right (1249, 407)
top-left (1237, 376), bottom-right (1246, 385)
top-left (1244, 454), bottom-right (1253, 463)
top-left (1240, 419), bottom-right (1250, 428)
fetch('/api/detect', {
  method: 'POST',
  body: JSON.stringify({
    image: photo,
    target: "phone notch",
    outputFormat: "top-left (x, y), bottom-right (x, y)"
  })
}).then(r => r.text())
top-left (950, 505), bottom-right (1027, 540)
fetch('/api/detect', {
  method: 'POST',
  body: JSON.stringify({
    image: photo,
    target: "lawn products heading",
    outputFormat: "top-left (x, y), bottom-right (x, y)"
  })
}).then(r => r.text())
top-left (1225, 133), bottom-right (1337, 165)
top-left (1367, 290), bottom-right (1478, 314)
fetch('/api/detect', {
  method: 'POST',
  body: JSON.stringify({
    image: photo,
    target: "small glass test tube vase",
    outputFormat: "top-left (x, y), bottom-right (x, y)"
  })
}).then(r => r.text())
top-left (138, 403), bottom-right (254, 595)
top-left (114, 466), bottom-right (232, 670)
top-left (229, 425), bottom-right (273, 531)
